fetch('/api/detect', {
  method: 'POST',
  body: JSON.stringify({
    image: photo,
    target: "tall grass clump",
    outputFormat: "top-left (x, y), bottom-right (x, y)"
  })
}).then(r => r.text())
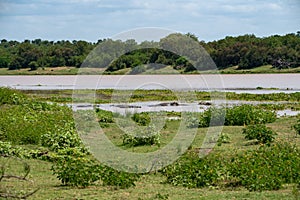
top-left (0, 87), bottom-right (76, 146)
top-left (187, 104), bottom-right (276, 128)
top-left (162, 142), bottom-right (300, 191)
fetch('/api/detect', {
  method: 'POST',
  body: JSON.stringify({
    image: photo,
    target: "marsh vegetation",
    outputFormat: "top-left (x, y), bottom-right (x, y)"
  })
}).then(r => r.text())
top-left (0, 87), bottom-right (299, 199)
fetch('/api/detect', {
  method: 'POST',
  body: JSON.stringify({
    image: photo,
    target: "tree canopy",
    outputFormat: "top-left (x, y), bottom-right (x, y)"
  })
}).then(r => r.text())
top-left (0, 32), bottom-right (299, 72)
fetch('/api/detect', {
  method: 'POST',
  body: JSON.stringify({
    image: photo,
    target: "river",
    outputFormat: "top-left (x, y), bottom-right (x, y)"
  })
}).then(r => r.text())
top-left (0, 74), bottom-right (299, 93)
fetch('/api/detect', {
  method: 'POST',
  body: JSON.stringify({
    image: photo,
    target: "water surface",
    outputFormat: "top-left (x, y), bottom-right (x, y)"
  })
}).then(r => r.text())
top-left (1, 74), bottom-right (299, 93)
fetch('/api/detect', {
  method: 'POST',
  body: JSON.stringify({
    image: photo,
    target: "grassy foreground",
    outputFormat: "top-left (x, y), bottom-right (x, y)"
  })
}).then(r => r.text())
top-left (1, 88), bottom-right (300, 199)
top-left (2, 159), bottom-right (298, 200)
top-left (1, 117), bottom-right (299, 200)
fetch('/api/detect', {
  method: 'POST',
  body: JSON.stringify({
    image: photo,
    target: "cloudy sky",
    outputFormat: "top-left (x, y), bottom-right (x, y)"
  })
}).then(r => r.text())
top-left (0, 0), bottom-right (299, 42)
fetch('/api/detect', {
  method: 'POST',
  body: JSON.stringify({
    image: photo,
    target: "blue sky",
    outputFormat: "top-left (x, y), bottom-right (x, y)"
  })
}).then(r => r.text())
top-left (0, 0), bottom-right (299, 42)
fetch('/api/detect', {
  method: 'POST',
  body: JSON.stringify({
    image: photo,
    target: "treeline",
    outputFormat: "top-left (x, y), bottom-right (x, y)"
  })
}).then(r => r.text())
top-left (0, 32), bottom-right (299, 71)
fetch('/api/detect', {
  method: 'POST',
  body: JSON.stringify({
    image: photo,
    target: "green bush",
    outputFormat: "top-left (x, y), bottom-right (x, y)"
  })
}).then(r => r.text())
top-left (0, 88), bottom-right (75, 145)
top-left (162, 153), bottom-right (226, 188)
top-left (242, 124), bottom-right (276, 145)
top-left (217, 133), bottom-right (230, 146)
top-left (0, 87), bottom-right (26, 105)
top-left (100, 166), bottom-right (140, 189)
top-left (229, 142), bottom-right (300, 191)
top-left (40, 122), bottom-right (85, 152)
top-left (96, 108), bottom-right (114, 123)
top-left (0, 141), bottom-right (25, 158)
top-left (162, 142), bottom-right (300, 192)
top-left (225, 104), bottom-right (276, 126)
top-left (122, 125), bottom-right (160, 147)
top-left (132, 112), bottom-right (151, 126)
top-left (293, 117), bottom-right (300, 136)
top-left (0, 102), bottom-right (74, 145)
top-left (51, 155), bottom-right (139, 188)
top-left (187, 107), bottom-right (225, 128)
top-left (51, 156), bottom-right (101, 187)
top-left (187, 105), bottom-right (275, 128)
top-left (186, 113), bottom-right (199, 128)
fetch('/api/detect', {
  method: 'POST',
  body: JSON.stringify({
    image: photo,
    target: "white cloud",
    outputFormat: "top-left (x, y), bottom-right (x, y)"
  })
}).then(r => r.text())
top-left (0, 0), bottom-right (299, 41)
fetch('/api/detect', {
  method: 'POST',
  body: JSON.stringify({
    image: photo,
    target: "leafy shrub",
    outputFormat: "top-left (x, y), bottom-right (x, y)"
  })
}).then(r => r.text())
top-left (217, 133), bottom-right (230, 146)
top-left (0, 141), bottom-right (53, 160)
top-left (132, 112), bottom-right (151, 126)
top-left (51, 155), bottom-right (139, 188)
top-left (163, 142), bottom-right (300, 192)
top-left (0, 96), bottom-right (74, 145)
top-left (186, 113), bottom-right (199, 128)
top-left (0, 105), bottom-right (46, 144)
top-left (0, 87), bottom-right (26, 105)
top-left (0, 141), bottom-right (25, 158)
top-left (293, 118), bottom-right (300, 136)
top-left (100, 166), bottom-right (140, 189)
top-left (51, 155), bottom-right (101, 187)
top-left (187, 105), bottom-right (275, 128)
top-left (162, 153), bottom-right (226, 188)
top-left (225, 104), bottom-right (276, 126)
top-left (96, 108), bottom-right (114, 123)
top-left (187, 107), bottom-right (225, 128)
top-left (122, 125), bottom-right (160, 147)
top-left (242, 124), bottom-right (276, 145)
top-left (229, 142), bottom-right (300, 191)
top-left (40, 122), bottom-right (85, 152)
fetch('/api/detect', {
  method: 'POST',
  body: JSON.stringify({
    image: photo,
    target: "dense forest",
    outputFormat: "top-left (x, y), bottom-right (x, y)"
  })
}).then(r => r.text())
top-left (0, 32), bottom-right (299, 72)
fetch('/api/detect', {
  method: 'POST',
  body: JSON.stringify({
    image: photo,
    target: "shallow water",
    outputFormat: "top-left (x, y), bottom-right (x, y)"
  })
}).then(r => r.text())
top-left (1, 74), bottom-right (299, 94)
top-left (69, 101), bottom-right (300, 117)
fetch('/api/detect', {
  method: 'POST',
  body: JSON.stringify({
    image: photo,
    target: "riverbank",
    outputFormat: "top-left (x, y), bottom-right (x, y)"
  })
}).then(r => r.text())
top-left (0, 65), bottom-right (299, 75)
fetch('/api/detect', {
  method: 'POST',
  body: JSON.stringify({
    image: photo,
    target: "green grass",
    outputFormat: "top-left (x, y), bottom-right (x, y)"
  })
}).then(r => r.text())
top-left (218, 65), bottom-right (300, 74)
top-left (22, 89), bottom-right (300, 107)
top-left (0, 67), bottom-right (106, 75)
top-left (1, 158), bottom-right (297, 200)
top-left (2, 116), bottom-right (300, 199)
top-left (1, 88), bottom-right (300, 199)
top-left (0, 65), bottom-right (299, 75)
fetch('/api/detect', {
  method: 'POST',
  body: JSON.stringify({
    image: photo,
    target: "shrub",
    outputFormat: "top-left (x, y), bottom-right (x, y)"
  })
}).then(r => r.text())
top-left (0, 87), bottom-right (26, 105)
top-left (51, 156), bottom-right (101, 187)
top-left (163, 142), bottom-right (300, 192)
top-left (187, 107), bottom-right (225, 128)
top-left (225, 104), bottom-right (276, 126)
top-left (132, 112), bottom-right (151, 126)
top-left (229, 142), bottom-right (300, 191)
top-left (96, 108), bottom-right (114, 123)
top-left (242, 124), bottom-right (276, 145)
top-left (122, 125), bottom-right (160, 147)
top-left (100, 166), bottom-right (140, 189)
top-left (187, 105), bottom-right (275, 128)
top-left (51, 155), bottom-right (139, 188)
top-left (293, 118), bottom-right (300, 136)
top-left (40, 122), bottom-right (85, 152)
top-left (217, 133), bottom-right (230, 146)
top-left (162, 153), bottom-right (226, 188)
top-left (186, 113), bottom-right (199, 128)
top-left (0, 97), bottom-right (74, 145)
top-left (0, 141), bottom-right (25, 158)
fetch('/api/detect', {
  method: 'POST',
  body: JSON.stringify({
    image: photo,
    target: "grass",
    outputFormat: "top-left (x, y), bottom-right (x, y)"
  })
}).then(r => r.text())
top-left (0, 65), bottom-right (299, 75)
top-left (1, 88), bottom-right (300, 199)
top-left (22, 89), bottom-right (300, 110)
top-left (218, 65), bottom-right (300, 74)
top-left (0, 67), bottom-right (106, 75)
top-left (2, 158), bottom-right (298, 200)
top-left (2, 116), bottom-right (300, 199)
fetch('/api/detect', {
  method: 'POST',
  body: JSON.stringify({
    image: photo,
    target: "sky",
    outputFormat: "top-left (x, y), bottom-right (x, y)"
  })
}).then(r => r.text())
top-left (0, 0), bottom-right (299, 42)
